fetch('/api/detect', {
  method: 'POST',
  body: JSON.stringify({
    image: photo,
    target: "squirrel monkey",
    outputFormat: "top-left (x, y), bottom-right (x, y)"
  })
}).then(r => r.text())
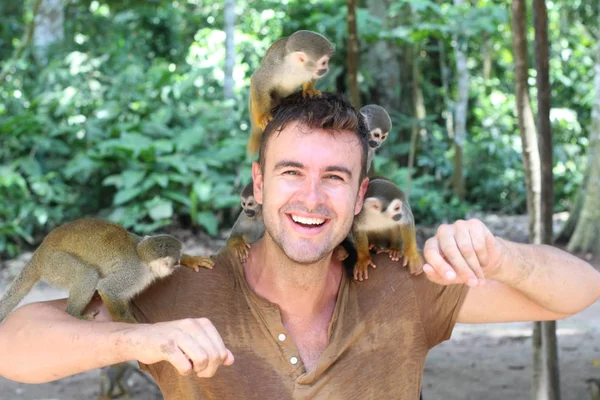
top-left (98, 361), bottom-right (158, 400)
top-left (350, 177), bottom-right (423, 281)
top-left (224, 182), bottom-right (265, 263)
top-left (0, 218), bottom-right (207, 323)
top-left (359, 104), bottom-right (392, 172)
top-left (247, 30), bottom-right (335, 156)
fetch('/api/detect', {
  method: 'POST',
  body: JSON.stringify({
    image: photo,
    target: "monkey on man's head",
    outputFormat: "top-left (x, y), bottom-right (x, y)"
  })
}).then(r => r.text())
top-left (247, 30), bottom-right (335, 156)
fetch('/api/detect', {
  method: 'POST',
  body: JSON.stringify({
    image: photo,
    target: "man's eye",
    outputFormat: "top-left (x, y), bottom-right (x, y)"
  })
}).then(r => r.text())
top-left (283, 170), bottom-right (298, 176)
top-left (326, 174), bottom-right (344, 181)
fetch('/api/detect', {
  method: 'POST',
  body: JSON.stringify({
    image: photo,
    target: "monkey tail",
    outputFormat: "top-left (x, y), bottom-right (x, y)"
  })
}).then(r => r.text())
top-left (0, 258), bottom-right (40, 322)
top-left (339, 238), bottom-right (358, 277)
top-left (247, 126), bottom-right (262, 157)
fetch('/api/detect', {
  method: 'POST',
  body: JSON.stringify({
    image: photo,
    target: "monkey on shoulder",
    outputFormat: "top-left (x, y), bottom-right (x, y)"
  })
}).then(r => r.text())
top-left (0, 218), bottom-right (209, 324)
top-left (350, 177), bottom-right (423, 281)
top-left (224, 182), bottom-right (265, 263)
top-left (247, 30), bottom-right (335, 156)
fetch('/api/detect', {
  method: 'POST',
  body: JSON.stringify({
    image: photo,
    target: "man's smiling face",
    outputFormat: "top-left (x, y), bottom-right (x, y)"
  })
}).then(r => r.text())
top-left (253, 122), bottom-right (367, 264)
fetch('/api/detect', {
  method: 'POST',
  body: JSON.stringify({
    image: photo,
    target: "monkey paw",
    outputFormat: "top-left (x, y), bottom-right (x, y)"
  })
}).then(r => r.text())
top-left (377, 247), bottom-right (403, 262)
top-left (302, 89), bottom-right (321, 98)
top-left (228, 237), bottom-right (252, 263)
top-left (258, 114), bottom-right (273, 130)
top-left (180, 255), bottom-right (215, 271)
top-left (353, 258), bottom-right (376, 281)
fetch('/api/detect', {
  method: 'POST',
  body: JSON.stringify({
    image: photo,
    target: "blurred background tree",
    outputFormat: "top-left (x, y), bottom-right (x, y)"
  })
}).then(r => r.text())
top-left (0, 0), bottom-right (595, 261)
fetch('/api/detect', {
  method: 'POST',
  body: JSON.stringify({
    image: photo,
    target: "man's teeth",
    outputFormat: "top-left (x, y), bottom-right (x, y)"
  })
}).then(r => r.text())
top-left (291, 215), bottom-right (325, 225)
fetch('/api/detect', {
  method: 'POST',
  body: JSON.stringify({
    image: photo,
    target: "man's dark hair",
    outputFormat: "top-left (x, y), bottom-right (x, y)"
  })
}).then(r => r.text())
top-left (257, 91), bottom-right (369, 181)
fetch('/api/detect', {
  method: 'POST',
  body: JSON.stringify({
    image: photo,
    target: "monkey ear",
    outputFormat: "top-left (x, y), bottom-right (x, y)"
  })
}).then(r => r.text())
top-left (363, 198), bottom-right (381, 211)
top-left (293, 51), bottom-right (307, 64)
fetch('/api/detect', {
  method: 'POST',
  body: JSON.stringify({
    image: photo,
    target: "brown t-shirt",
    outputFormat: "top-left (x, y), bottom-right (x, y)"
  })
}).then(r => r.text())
top-left (131, 250), bottom-right (468, 400)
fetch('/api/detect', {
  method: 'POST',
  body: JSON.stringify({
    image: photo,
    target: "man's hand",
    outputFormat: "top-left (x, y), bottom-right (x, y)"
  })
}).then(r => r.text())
top-left (422, 219), bottom-right (506, 287)
top-left (118, 318), bottom-right (234, 378)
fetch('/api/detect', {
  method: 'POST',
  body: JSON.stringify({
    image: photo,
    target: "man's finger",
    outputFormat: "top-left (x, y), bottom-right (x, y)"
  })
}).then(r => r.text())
top-left (167, 347), bottom-right (194, 376)
top-left (196, 319), bottom-right (232, 377)
top-left (423, 237), bottom-right (457, 281)
top-left (422, 263), bottom-right (447, 285)
top-left (437, 226), bottom-right (479, 287)
top-left (454, 222), bottom-right (485, 283)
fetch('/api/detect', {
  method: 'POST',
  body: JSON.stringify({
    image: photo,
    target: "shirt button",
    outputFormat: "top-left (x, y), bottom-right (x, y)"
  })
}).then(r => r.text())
top-left (278, 333), bottom-right (286, 341)
top-left (290, 357), bottom-right (298, 365)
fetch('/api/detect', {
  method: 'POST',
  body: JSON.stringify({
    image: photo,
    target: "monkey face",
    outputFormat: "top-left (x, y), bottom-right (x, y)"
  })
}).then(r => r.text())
top-left (252, 123), bottom-right (364, 264)
top-left (302, 54), bottom-right (330, 79)
top-left (242, 195), bottom-right (261, 219)
top-left (360, 197), bottom-right (404, 230)
top-left (368, 128), bottom-right (388, 149)
top-left (139, 235), bottom-right (183, 269)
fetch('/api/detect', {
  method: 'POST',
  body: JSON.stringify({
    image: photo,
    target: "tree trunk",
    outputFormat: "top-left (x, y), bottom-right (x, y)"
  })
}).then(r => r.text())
top-left (223, 0), bottom-right (236, 101)
top-left (366, 0), bottom-right (401, 112)
top-left (440, 40), bottom-right (456, 143)
top-left (452, 0), bottom-right (468, 200)
top-left (567, 13), bottom-right (600, 254)
top-left (407, 45), bottom-right (426, 196)
top-left (555, 163), bottom-right (588, 243)
top-left (33, 0), bottom-right (64, 65)
top-left (347, 0), bottom-right (360, 108)
top-left (532, 0), bottom-right (561, 398)
top-left (534, 0), bottom-right (554, 246)
top-left (511, 0), bottom-right (542, 245)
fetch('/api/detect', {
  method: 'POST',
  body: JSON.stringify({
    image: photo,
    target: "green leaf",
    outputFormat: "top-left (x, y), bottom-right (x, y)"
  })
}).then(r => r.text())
top-left (193, 181), bottom-right (212, 202)
top-left (114, 187), bottom-right (143, 205)
top-left (195, 211), bottom-right (218, 236)
top-left (122, 170), bottom-right (146, 188)
top-left (147, 199), bottom-right (173, 221)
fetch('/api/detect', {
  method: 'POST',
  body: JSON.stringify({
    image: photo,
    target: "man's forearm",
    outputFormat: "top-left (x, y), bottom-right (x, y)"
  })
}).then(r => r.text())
top-left (0, 302), bottom-right (132, 383)
top-left (494, 238), bottom-right (600, 315)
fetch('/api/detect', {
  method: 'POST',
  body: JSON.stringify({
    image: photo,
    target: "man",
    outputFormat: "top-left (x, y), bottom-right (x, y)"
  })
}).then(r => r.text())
top-left (0, 93), bottom-right (599, 399)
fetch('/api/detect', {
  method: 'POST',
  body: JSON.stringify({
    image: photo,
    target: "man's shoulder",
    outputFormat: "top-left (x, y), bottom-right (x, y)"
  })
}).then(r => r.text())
top-left (132, 250), bottom-right (240, 322)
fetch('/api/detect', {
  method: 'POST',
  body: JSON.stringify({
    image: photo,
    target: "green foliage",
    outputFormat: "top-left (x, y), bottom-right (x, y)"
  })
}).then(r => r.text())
top-left (0, 1), bottom-right (252, 257)
top-left (0, 0), bottom-right (594, 258)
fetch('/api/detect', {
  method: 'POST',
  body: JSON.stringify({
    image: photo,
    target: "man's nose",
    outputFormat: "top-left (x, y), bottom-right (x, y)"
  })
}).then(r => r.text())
top-left (299, 177), bottom-right (326, 210)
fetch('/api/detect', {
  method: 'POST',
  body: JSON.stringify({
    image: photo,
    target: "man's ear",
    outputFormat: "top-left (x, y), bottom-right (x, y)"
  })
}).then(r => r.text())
top-left (354, 177), bottom-right (369, 215)
top-left (252, 162), bottom-right (264, 205)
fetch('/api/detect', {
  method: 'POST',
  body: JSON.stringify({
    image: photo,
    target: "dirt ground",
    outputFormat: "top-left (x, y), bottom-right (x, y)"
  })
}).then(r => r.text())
top-left (0, 213), bottom-right (598, 400)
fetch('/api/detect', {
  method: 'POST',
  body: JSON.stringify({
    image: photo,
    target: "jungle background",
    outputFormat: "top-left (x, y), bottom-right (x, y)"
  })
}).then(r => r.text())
top-left (0, 0), bottom-right (599, 399)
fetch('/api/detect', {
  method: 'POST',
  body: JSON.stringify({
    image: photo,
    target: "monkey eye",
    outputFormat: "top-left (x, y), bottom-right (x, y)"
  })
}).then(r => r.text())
top-left (374, 133), bottom-right (380, 138)
top-left (394, 205), bottom-right (401, 212)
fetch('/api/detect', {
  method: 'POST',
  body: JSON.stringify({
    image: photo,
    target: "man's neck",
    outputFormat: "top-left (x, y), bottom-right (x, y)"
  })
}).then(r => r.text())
top-left (243, 237), bottom-right (343, 321)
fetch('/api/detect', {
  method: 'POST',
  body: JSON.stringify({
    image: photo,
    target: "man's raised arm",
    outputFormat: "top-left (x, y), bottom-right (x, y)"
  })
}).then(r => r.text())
top-left (0, 298), bottom-right (234, 383)
top-left (422, 219), bottom-right (600, 324)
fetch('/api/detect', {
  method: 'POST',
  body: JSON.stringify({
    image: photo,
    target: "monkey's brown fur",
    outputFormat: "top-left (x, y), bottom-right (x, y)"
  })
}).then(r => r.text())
top-left (247, 30), bottom-right (334, 156)
top-left (224, 182), bottom-right (265, 263)
top-left (0, 218), bottom-right (205, 323)
top-left (351, 178), bottom-right (423, 281)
